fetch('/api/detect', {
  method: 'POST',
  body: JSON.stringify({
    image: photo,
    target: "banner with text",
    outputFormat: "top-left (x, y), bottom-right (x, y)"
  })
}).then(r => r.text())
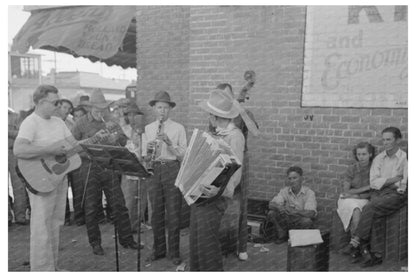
top-left (302, 6), bottom-right (407, 108)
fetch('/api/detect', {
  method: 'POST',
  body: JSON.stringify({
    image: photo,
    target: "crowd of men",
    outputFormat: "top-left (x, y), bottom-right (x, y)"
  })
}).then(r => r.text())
top-left (8, 84), bottom-right (407, 271)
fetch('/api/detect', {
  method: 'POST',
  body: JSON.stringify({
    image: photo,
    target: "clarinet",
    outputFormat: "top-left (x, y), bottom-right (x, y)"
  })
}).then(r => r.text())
top-left (147, 116), bottom-right (163, 173)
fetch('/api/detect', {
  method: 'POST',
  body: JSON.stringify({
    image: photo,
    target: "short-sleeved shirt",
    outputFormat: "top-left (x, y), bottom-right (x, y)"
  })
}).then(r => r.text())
top-left (345, 163), bottom-right (371, 189)
top-left (270, 185), bottom-right (317, 214)
top-left (17, 113), bottom-right (72, 147)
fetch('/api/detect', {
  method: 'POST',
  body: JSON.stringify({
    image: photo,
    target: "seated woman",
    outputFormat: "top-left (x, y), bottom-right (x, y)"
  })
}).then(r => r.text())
top-left (337, 142), bottom-right (375, 255)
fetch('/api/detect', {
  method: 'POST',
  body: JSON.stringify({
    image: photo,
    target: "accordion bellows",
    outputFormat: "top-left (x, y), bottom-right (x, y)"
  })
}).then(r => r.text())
top-left (175, 129), bottom-right (242, 206)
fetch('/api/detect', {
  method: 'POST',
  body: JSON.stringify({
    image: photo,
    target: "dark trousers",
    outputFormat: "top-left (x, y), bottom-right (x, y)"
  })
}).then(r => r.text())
top-left (355, 187), bottom-right (405, 252)
top-left (267, 209), bottom-right (314, 239)
top-left (8, 149), bottom-right (29, 223)
top-left (237, 153), bottom-right (249, 253)
top-left (82, 162), bottom-right (134, 246)
top-left (190, 197), bottom-right (228, 271)
top-left (71, 165), bottom-right (87, 224)
top-left (148, 161), bottom-right (182, 258)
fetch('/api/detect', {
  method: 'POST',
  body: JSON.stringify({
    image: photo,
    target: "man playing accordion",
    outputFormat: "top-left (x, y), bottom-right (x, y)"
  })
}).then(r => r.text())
top-left (189, 87), bottom-right (245, 271)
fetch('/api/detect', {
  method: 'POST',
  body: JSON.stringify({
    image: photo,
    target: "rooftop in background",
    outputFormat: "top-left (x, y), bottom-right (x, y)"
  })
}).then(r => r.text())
top-left (43, 71), bottom-right (131, 91)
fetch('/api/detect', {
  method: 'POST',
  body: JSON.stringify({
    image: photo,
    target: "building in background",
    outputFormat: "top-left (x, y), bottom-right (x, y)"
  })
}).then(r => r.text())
top-left (42, 71), bottom-right (131, 107)
top-left (8, 50), bottom-right (131, 112)
top-left (8, 50), bottom-right (42, 112)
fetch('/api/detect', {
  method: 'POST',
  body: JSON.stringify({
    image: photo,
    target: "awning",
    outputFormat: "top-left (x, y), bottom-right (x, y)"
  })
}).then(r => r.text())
top-left (12, 6), bottom-right (137, 69)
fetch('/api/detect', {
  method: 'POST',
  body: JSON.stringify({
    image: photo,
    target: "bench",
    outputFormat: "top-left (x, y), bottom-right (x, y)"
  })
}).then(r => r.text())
top-left (330, 204), bottom-right (408, 261)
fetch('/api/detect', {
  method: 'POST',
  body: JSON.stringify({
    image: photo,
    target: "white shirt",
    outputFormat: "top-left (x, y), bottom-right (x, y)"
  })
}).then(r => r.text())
top-left (370, 148), bottom-right (408, 190)
top-left (17, 113), bottom-right (72, 147)
top-left (142, 118), bottom-right (187, 161)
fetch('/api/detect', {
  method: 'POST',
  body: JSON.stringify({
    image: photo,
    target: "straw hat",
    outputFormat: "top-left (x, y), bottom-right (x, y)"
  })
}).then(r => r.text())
top-left (199, 89), bottom-right (239, 119)
top-left (148, 91), bottom-right (176, 108)
top-left (89, 89), bottom-right (110, 109)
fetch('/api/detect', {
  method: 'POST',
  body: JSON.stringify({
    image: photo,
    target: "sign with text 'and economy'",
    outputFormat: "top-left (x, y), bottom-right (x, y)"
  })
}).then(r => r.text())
top-left (302, 6), bottom-right (407, 108)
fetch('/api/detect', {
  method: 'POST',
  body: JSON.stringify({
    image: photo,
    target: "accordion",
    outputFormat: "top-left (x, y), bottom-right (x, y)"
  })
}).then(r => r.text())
top-left (174, 129), bottom-right (242, 206)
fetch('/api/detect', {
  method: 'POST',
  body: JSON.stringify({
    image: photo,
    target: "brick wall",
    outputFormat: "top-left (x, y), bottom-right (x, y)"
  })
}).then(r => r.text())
top-left (135, 6), bottom-right (408, 214)
top-left (135, 6), bottom-right (190, 127)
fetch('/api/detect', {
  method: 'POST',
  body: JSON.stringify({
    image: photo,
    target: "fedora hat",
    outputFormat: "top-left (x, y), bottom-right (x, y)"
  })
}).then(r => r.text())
top-left (199, 89), bottom-right (239, 119)
top-left (124, 102), bottom-right (143, 115)
top-left (149, 91), bottom-right (176, 108)
top-left (89, 89), bottom-right (110, 109)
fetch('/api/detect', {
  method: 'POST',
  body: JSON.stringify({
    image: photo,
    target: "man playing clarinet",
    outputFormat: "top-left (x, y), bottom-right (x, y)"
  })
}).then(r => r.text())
top-left (142, 91), bottom-right (187, 266)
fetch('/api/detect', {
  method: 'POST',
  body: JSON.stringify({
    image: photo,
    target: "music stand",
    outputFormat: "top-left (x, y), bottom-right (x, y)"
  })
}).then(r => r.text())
top-left (80, 143), bottom-right (151, 272)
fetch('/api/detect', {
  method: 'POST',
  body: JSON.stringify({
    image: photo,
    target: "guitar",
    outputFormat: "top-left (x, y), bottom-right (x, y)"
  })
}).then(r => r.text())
top-left (18, 123), bottom-right (120, 194)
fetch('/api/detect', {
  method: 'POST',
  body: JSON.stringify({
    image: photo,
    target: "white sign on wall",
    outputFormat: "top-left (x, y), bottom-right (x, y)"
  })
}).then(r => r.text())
top-left (302, 6), bottom-right (407, 108)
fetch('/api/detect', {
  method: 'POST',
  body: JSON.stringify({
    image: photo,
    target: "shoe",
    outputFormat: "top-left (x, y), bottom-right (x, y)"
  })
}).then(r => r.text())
top-left (92, 244), bottom-right (104, 255)
top-left (55, 267), bottom-right (70, 271)
top-left (350, 246), bottom-right (362, 263)
top-left (361, 249), bottom-right (383, 268)
top-left (339, 244), bottom-right (354, 255)
top-left (170, 257), bottom-right (182, 265)
top-left (238, 252), bottom-right (248, 261)
top-left (275, 237), bottom-right (288, 244)
top-left (64, 220), bottom-right (71, 226)
top-left (76, 219), bottom-right (86, 226)
top-left (121, 240), bottom-right (142, 250)
top-left (145, 252), bottom-right (166, 263)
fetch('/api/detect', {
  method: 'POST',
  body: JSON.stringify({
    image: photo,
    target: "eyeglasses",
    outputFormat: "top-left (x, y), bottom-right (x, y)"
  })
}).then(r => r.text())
top-left (43, 99), bottom-right (60, 106)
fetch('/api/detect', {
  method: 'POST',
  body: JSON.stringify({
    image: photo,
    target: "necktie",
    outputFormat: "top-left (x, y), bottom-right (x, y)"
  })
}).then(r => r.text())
top-left (155, 122), bottom-right (164, 159)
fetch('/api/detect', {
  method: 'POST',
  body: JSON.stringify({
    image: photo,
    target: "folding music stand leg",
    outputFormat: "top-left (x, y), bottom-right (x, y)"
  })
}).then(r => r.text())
top-left (137, 179), bottom-right (141, 271)
top-left (111, 165), bottom-right (120, 272)
top-left (78, 143), bottom-right (152, 272)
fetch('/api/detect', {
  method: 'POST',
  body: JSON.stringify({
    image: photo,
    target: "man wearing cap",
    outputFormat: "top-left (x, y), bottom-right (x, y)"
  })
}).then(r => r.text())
top-left (78, 95), bottom-right (91, 112)
top-left (190, 87), bottom-right (245, 271)
top-left (142, 91), bottom-right (187, 265)
top-left (71, 89), bottom-right (139, 255)
top-left (120, 101), bottom-right (145, 233)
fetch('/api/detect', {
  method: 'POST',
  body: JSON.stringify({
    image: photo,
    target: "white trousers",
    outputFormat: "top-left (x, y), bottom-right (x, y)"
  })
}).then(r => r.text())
top-left (28, 181), bottom-right (67, 271)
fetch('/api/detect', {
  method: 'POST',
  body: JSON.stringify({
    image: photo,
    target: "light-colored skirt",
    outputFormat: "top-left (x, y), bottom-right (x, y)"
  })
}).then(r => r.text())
top-left (337, 198), bottom-right (369, 231)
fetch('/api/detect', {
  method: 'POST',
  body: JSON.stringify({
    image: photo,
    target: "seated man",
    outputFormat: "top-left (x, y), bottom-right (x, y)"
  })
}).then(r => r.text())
top-left (346, 126), bottom-right (407, 267)
top-left (267, 166), bottom-right (317, 243)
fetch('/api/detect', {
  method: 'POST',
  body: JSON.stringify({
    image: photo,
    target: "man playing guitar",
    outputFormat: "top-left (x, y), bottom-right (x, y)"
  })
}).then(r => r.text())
top-left (14, 85), bottom-right (83, 271)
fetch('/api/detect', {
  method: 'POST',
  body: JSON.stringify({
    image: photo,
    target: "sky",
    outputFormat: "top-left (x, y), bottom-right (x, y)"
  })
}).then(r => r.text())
top-left (7, 5), bottom-right (137, 81)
